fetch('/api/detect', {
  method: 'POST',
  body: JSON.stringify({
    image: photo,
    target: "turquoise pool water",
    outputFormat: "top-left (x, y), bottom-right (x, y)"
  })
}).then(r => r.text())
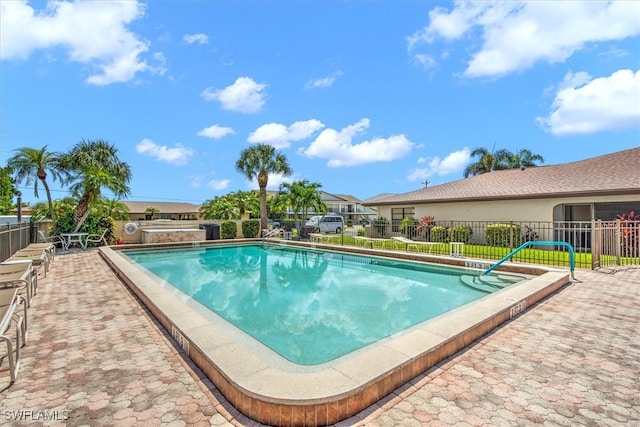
top-left (124, 244), bottom-right (512, 365)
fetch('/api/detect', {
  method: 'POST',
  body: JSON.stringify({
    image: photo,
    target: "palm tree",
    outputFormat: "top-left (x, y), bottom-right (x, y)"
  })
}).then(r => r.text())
top-left (274, 180), bottom-right (327, 231)
top-left (145, 206), bottom-right (160, 220)
top-left (230, 190), bottom-right (260, 219)
top-left (463, 147), bottom-right (522, 178)
top-left (7, 146), bottom-right (67, 221)
top-left (199, 195), bottom-right (240, 219)
top-left (235, 144), bottom-right (292, 230)
top-left (505, 148), bottom-right (545, 169)
top-left (61, 139), bottom-right (132, 231)
top-left (99, 198), bottom-right (130, 221)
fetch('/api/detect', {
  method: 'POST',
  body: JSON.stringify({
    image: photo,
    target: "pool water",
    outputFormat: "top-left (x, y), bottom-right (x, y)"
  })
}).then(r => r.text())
top-left (124, 244), bottom-right (514, 365)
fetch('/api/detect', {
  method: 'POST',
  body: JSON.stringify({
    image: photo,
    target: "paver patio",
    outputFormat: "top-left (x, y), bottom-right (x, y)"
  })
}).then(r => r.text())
top-left (0, 249), bottom-right (638, 426)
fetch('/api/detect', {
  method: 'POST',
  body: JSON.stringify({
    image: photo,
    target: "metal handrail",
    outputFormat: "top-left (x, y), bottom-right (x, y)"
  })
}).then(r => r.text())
top-left (482, 241), bottom-right (575, 280)
top-left (262, 229), bottom-right (281, 238)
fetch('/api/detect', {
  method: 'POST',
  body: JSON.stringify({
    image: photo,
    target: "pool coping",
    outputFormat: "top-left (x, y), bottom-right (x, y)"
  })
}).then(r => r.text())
top-left (99, 239), bottom-right (570, 426)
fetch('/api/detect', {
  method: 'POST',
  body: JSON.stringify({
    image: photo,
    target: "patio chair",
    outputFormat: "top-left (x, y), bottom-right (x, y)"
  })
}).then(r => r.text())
top-left (0, 287), bottom-right (27, 383)
top-left (391, 236), bottom-right (443, 253)
top-left (85, 229), bottom-right (109, 247)
top-left (38, 230), bottom-right (66, 252)
top-left (5, 249), bottom-right (50, 277)
top-left (0, 262), bottom-right (37, 307)
top-left (26, 242), bottom-right (56, 262)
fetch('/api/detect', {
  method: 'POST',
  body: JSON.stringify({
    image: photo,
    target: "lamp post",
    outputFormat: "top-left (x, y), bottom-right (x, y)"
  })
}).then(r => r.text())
top-left (17, 191), bottom-right (22, 223)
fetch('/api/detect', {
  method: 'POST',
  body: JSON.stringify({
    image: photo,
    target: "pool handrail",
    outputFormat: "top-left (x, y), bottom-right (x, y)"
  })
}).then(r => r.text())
top-left (482, 240), bottom-right (575, 280)
top-left (262, 228), bottom-right (281, 238)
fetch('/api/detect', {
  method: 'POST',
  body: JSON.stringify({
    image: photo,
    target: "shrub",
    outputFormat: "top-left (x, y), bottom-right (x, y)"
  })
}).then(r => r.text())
top-left (617, 210), bottom-right (639, 254)
top-left (430, 226), bottom-right (448, 242)
top-left (241, 220), bottom-right (260, 238)
top-left (346, 219), bottom-right (353, 227)
top-left (400, 217), bottom-right (419, 238)
top-left (485, 223), bottom-right (521, 247)
top-left (221, 221), bottom-right (237, 239)
top-left (416, 215), bottom-right (435, 240)
top-left (53, 210), bottom-right (116, 244)
top-left (357, 228), bottom-right (365, 237)
top-left (448, 225), bottom-right (472, 243)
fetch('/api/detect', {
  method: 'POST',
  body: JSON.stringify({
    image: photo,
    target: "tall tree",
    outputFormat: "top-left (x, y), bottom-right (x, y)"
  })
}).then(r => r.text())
top-left (506, 148), bottom-right (545, 169)
top-left (230, 190), bottom-right (260, 219)
top-left (7, 146), bottom-right (66, 220)
top-left (199, 195), bottom-right (240, 220)
top-left (0, 166), bottom-right (18, 214)
top-left (235, 144), bottom-right (292, 230)
top-left (98, 198), bottom-right (130, 221)
top-left (273, 180), bottom-right (327, 231)
top-left (463, 147), bottom-right (539, 178)
top-left (61, 139), bottom-right (132, 231)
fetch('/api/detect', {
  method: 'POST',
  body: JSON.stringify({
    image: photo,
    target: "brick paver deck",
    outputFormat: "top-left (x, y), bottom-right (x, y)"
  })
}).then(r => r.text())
top-left (0, 249), bottom-right (638, 426)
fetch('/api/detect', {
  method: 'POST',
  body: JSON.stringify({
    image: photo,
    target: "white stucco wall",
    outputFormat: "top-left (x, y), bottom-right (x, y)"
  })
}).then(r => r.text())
top-left (374, 194), bottom-right (639, 223)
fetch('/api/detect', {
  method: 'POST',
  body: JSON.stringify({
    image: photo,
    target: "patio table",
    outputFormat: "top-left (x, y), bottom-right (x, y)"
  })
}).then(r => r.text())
top-left (60, 233), bottom-right (89, 251)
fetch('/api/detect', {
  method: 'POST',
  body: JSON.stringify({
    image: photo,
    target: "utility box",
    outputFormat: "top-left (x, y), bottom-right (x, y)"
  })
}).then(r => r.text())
top-left (199, 223), bottom-right (220, 240)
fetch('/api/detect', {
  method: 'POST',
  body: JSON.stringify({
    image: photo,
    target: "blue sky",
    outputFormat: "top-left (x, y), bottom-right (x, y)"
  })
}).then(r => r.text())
top-left (1, 1), bottom-right (639, 206)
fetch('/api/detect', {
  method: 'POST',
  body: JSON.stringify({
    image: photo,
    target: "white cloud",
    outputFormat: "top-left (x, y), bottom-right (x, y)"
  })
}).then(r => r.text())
top-left (183, 33), bottom-right (209, 45)
top-left (304, 71), bottom-right (343, 90)
top-left (136, 138), bottom-right (194, 165)
top-left (207, 179), bottom-right (230, 191)
top-left (299, 119), bottom-right (415, 167)
top-left (0, 0), bottom-right (163, 85)
top-left (409, 1), bottom-right (640, 78)
top-left (407, 148), bottom-right (471, 182)
top-left (412, 54), bottom-right (437, 70)
top-left (536, 69), bottom-right (640, 135)
top-left (201, 77), bottom-right (267, 113)
top-left (197, 125), bottom-right (235, 139)
top-left (247, 120), bottom-right (325, 149)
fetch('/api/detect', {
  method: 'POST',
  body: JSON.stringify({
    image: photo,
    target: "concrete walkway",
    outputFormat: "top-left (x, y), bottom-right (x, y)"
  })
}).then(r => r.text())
top-left (0, 250), bottom-right (638, 426)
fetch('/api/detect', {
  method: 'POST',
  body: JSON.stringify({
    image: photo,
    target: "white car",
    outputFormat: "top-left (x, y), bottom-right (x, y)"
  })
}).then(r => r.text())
top-left (305, 216), bottom-right (322, 227)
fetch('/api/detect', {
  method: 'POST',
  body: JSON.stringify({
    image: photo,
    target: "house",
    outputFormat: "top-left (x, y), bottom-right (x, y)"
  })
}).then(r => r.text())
top-left (279, 191), bottom-right (377, 224)
top-left (122, 201), bottom-right (201, 221)
top-left (320, 192), bottom-right (377, 223)
top-left (366, 147), bottom-right (640, 225)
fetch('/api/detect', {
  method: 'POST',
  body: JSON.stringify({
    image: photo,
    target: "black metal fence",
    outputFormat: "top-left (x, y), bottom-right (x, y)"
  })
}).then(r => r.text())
top-left (3, 219), bottom-right (639, 270)
top-left (349, 219), bottom-right (639, 270)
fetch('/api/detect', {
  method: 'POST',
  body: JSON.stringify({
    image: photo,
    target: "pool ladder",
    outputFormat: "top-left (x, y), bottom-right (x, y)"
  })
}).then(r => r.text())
top-left (482, 241), bottom-right (576, 280)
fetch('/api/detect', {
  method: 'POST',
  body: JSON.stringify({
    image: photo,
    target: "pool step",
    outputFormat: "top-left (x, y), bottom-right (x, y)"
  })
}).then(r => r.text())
top-left (460, 275), bottom-right (497, 293)
top-left (460, 274), bottom-right (524, 293)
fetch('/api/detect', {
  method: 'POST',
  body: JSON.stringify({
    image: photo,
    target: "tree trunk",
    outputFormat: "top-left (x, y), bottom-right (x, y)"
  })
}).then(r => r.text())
top-left (40, 178), bottom-right (56, 221)
top-left (258, 172), bottom-right (268, 231)
top-left (259, 185), bottom-right (267, 231)
top-left (73, 192), bottom-right (92, 232)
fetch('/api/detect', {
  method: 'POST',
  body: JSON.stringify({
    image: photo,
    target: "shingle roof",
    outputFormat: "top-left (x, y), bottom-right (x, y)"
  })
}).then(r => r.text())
top-left (123, 201), bottom-right (201, 214)
top-left (333, 193), bottom-right (362, 203)
top-left (368, 147), bottom-right (640, 206)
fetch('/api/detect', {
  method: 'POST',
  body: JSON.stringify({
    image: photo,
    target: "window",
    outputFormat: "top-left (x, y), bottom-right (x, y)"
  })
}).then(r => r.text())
top-left (391, 207), bottom-right (415, 232)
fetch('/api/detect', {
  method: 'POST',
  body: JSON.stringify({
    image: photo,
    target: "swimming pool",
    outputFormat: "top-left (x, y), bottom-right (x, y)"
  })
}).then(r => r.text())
top-left (100, 240), bottom-right (570, 426)
top-left (123, 244), bottom-right (520, 365)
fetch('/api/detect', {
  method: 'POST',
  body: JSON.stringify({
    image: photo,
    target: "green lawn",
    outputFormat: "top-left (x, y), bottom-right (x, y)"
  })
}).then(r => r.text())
top-left (302, 231), bottom-right (591, 269)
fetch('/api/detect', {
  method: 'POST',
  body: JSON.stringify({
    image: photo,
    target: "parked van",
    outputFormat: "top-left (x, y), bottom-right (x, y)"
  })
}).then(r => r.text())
top-left (305, 216), bottom-right (323, 227)
top-left (317, 214), bottom-right (344, 234)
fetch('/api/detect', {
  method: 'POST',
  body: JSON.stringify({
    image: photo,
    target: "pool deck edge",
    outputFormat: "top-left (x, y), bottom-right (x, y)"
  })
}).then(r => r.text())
top-left (99, 242), bottom-right (571, 426)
